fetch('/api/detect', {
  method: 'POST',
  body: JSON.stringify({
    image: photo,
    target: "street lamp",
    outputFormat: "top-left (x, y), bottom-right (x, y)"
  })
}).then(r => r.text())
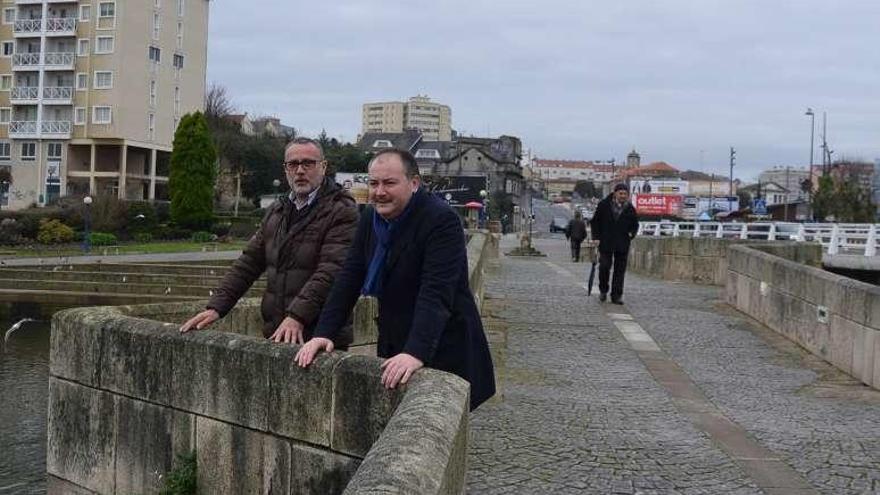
top-left (272, 179), bottom-right (282, 200)
top-left (479, 189), bottom-right (487, 229)
top-left (806, 108), bottom-right (815, 220)
top-left (82, 195), bottom-right (93, 253)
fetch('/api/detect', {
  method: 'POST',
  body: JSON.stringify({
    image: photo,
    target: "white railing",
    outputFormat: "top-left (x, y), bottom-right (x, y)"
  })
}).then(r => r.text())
top-left (43, 52), bottom-right (75, 67)
top-left (10, 86), bottom-right (39, 100)
top-left (41, 120), bottom-right (71, 135)
top-left (13, 19), bottom-right (42, 33)
top-left (45, 17), bottom-right (76, 32)
top-left (8, 121), bottom-right (38, 135)
top-left (12, 52), bottom-right (41, 67)
top-left (43, 86), bottom-right (73, 100)
top-left (637, 221), bottom-right (880, 257)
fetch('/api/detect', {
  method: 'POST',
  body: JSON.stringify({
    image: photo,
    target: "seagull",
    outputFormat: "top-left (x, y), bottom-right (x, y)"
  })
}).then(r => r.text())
top-left (4, 318), bottom-right (37, 343)
top-left (52, 266), bottom-right (60, 272)
top-left (208, 289), bottom-right (214, 296)
top-left (0, 260), bottom-right (6, 266)
top-left (164, 287), bottom-right (172, 295)
top-left (121, 276), bottom-right (127, 283)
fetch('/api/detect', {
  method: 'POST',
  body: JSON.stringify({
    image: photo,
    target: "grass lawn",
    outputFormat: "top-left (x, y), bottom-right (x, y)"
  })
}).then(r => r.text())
top-left (0, 239), bottom-right (249, 258)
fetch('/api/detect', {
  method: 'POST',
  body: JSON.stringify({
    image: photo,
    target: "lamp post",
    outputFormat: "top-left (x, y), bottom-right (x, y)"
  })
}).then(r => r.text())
top-left (806, 108), bottom-right (815, 219)
top-left (479, 189), bottom-right (487, 229)
top-left (82, 195), bottom-right (93, 253)
top-left (272, 179), bottom-right (281, 201)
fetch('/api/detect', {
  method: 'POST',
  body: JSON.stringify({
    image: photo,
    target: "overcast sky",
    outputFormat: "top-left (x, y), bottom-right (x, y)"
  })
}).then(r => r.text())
top-left (207, 1), bottom-right (880, 181)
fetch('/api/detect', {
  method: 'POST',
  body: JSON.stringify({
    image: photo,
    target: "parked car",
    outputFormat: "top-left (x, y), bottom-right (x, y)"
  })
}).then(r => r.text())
top-left (550, 217), bottom-right (569, 233)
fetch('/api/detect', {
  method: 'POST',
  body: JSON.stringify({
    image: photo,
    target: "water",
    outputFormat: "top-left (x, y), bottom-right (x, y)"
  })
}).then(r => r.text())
top-left (0, 303), bottom-right (66, 495)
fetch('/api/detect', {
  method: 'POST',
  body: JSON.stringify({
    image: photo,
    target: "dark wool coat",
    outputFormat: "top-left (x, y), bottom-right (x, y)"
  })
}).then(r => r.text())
top-left (207, 177), bottom-right (359, 343)
top-left (566, 218), bottom-right (588, 242)
top-left (314, 188), bottom-right (496, 410)
top-left (590, 194), bottom-right (639, 253)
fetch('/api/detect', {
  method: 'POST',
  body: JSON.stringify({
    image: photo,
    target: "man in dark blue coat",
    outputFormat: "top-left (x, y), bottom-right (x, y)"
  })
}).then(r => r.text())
top-left (590, 183), bottom-right (639, 304)
top-left (295, 148), bottom-right (496, 410)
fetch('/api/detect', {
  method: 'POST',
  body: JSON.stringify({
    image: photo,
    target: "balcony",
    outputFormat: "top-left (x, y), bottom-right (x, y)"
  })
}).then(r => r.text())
top-left (8, 120), bottom-right (71, 139)
top-left (10, 86), bottom-right (39, 104)
top-left (43, 86), bottom-right (74, 104)
top-left (45, 17), bottom-right (77, 36)
top-left (12, 52), bottom-right (40, 70)
top-left (13, 19), bottom-right (42, 36)
top-left (42, 52), bottom-right (75, 70)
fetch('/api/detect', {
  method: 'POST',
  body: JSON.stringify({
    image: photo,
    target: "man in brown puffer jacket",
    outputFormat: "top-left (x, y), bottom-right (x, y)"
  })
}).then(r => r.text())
top-left (179, 137), bottom-right (359, 347)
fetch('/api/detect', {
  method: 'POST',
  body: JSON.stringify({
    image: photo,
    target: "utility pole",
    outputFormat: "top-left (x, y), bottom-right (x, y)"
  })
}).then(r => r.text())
top-left (783, 166), bottom-right (790, 222)
top-left (729, 147), bottom-right (736, 215)
top-left (821, 112), bottom-right (829, 176)
top-left (806, 108), bottom-right (815, 220)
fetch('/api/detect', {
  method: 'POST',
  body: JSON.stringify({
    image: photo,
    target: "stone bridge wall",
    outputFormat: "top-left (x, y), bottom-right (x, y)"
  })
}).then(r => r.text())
top-left (46, 231), bottom-right (497, 494)
top-left (727, 244), bottom-right (880, 391)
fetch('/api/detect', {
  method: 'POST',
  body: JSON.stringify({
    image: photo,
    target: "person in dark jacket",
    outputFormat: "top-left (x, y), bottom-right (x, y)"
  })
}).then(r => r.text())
top-left (295, 148), bottom-right (496, 411)
top-left (566, 211), bottom-right (588, 262)
top-left (590, 183), bottom-right (639, 304)
top-left (179, 137), bottom-right (359, 347)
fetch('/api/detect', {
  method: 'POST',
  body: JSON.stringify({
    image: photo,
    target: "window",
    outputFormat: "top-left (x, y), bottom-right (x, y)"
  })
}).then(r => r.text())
top-left (3, 8), bottom-right (15, 24)
top-left (2, 42), bottom-right (13, 57)
top-left (148, 46), bottom-right (161, 63)
top-left (173, 54), bottom-right (184, 69)
top-left (0, 142), bottom-right (10, 161)
top-left (0, 75), bottom-right (10, 91)
top-left (152, 12), bottom-right (160, 40)
top-left (148, 113), bottom-right (155, 140)
top-left (79, 5), bottom-right (91, 22)
top-left (76, 73), bottom-right (88, 90)
top-left (176, 21), bottom-right (183, 48)
top-left (177, 0), bottom-right (185, 17)
top-left (74, 107), bottom-right (86, 125)
top-left (95, 36), bottom-right (114, 54)
top-left (94, 71), bottom-right (113, 89)
top-left (415, 149), bottom-right (441, 159)
top-left (92, 106), bottom-right (112, 124)
top-left (372, 140), bottom-right (393, 148)
top-left (0, 108), bottom-right (10, 124)
top-left (77, 39), bottom-right (90, 56)
top-left (154, 0), bottom-right (161, 7)
top-left (21, 142), bottom-right (36, 161)
top-left (174, 86), bottom-right (180, 114)
top-left (98, 2), bottom-right (115, 18)
top-left (47, 143), bottom-right (63, 159)
top-left (149, 80), bottom-right (156, 106)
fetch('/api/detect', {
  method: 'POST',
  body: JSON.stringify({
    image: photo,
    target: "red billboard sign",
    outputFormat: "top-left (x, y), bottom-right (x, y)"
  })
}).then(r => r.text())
top-left (634, 194), bottom-right (684, 216)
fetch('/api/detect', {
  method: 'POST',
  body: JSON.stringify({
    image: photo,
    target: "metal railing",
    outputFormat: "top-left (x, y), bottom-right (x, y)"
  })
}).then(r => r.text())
top-left (637, 221), bottom-right (880, 256)
top-left (42, 52), bottom-right (75, 66)
top-left (12, 52), bottom-right (41, 67)
top-left (41, 120), bottom-right (71, 135)
top-left (10, 86), bottom-right (39, 100)
top-left (43, 86), bottom-right (73, 100)
top-left (8, 121), bottom-right (38, 135)
top-left (45, 17), bottom-right (76, 32)
top-left (13, 19), bottom-right (42, 33)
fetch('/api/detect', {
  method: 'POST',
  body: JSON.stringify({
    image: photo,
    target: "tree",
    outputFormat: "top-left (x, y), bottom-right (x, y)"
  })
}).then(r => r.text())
top-left (812, 173), bottom-right (875, 222)
top-left (205, 83), bottom-right (234, 124)
top-left (574, 180), bottom-right (601, 199)
top-left (170, 112), bottom-right (217, 229)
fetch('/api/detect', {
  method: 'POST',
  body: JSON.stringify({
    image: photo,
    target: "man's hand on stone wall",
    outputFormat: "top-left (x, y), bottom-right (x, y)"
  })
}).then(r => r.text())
top-left (270, 317), bottom-right (305, 344)
top-left (380, 353), bottom-right (423, 389)
top-left (179, 309), bottom-right (220, 333)
top-left (295, 337), bottom-right (334, 367)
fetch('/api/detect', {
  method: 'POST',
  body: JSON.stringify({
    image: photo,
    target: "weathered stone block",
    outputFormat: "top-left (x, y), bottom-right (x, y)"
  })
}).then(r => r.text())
top-left (352, 296), bottom-right (379, 346)
top-left (46, 378), bottom-right (116, 494)
top-left (332, 355), bottom-right (402, 457)
top-left (195, 416), bottom-right (267, 494)
top-left (661, 237), bottom-right (693, 256)
top-left (172, 331), bottom-right (270, 430)
top-left (101, 318), bottom-right (176, 404)
top-left (828, 315), bottom-right (857, 375)
top-left (267, 344), bottom-right (345, 446)
top-left (874, 333), bottom-right (880, 390)
top-left (263, 434), bottom-right (292, 494)
top-left (115, 396), bottom-right (194, 494)
top-left (693, 237), bottom-right (726, 258)
top-left (662, 255), bottom-right (694, 281)
top-left (863, 290), bottom-right (880, 329)
top-left (829, 278), bottom-right (871, 327)
top-left (49, 307), bottom-right (109, 386)
top-left (851, 326), bottom-right (877, 387)
top-left (292, 442), bottom-right (360, 494)
top-left (725, 270), bottom-right (738, 306)
top-left (692, 256), bottom-right (720, 285)
top-left (726, 246), bottom-right (749, 275)
top-left (47, 475), bottom-right (98, 495)
top-left (764, 287), bottom-right (785, 332)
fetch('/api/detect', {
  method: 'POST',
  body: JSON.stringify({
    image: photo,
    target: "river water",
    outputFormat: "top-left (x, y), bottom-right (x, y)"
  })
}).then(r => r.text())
top-left (0, 303), bottom-right (67, 495)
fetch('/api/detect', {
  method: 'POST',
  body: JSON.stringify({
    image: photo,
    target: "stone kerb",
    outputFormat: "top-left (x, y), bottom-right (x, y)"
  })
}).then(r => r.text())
top-left (48, 306), bottom-right (470, 494)
top-left (727, 244), bottom-right (880, 391)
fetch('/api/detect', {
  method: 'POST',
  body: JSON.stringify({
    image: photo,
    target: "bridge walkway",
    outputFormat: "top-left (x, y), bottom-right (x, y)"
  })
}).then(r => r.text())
top-left (468, 235), bottom-right (880, 495)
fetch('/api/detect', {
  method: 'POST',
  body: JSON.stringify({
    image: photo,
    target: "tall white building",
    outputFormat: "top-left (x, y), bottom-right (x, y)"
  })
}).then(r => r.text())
top-left (0, 0), bottom-right (210, 210)
top-left (361, 95), bottom-right (451, 142)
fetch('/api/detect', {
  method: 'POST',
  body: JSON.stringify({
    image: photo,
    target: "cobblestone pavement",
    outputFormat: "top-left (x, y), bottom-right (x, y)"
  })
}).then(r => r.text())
top-left (468, 236), bottom-right (880, 494)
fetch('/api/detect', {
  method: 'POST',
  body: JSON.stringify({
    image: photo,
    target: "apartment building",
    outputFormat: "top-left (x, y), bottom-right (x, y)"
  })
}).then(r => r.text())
top-left (0, 0), bottom-right (209, 210)
top-left (361, 95), bottom-right (451, 142)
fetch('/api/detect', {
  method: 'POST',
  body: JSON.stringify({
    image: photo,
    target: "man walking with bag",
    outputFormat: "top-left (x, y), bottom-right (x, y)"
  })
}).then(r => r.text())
top-left (590, 183), bottom-right (638, 304)
top-left (566, 211), bottom-right (588, 262)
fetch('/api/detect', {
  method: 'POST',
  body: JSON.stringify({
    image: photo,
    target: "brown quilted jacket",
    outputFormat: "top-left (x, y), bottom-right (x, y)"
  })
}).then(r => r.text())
top-left (207, 177), bottom-right (359, 342)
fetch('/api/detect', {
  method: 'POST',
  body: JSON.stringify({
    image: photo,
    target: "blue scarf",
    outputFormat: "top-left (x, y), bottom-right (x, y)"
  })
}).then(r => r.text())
top-left (361, 192), bottom-right (419, 296)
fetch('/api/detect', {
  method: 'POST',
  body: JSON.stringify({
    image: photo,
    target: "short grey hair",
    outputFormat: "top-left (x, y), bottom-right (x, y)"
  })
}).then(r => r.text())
top-left (285, 137), bottom-right (324, 160)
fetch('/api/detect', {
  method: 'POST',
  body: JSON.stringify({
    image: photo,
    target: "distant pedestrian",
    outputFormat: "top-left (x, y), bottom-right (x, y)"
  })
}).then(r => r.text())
top-left (590, 183), bottom-right (639, 304)
top-left (566, 211), bottom-right (588, 262)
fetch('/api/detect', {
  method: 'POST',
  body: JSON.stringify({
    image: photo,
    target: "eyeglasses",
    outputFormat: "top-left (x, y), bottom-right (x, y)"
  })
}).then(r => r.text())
top-left (283, 159), bottom-right (321, 171)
